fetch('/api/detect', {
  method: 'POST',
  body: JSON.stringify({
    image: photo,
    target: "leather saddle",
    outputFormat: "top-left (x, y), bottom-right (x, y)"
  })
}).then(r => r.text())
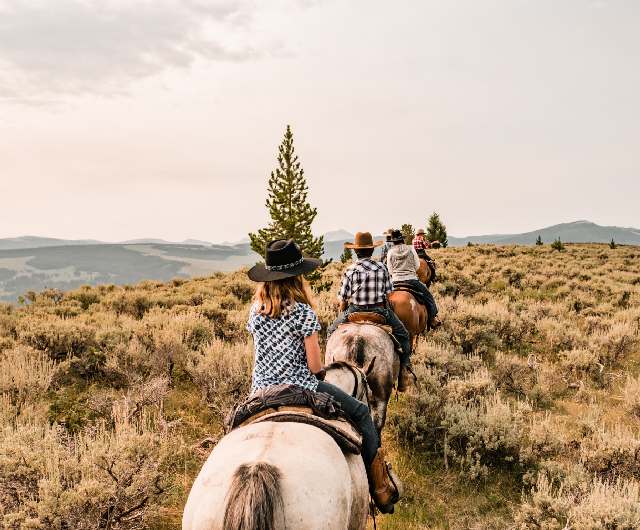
top-left (341, 312), bottom-right (401, 352)
top-left (240, 406), bottom-right (362, 454)
top-left (226, 384), bottom-right (362, 454)
top-left (347, 311), bottom-right (387, 325)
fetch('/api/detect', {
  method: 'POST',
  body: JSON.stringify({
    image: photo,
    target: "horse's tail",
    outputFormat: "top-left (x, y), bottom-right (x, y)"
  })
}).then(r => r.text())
top-left (222, 461), bottom-right (283, 530)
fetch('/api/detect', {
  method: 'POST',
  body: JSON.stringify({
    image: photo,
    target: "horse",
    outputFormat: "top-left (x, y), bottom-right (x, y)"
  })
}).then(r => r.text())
top-left (387, 289), bottom-right (428, 352)
top-left (326, 324), bottom-right (399, 433)
top-left (416, 257), bottom-right (432, 285)
top-left (182, 363), bottom-right (371, 530)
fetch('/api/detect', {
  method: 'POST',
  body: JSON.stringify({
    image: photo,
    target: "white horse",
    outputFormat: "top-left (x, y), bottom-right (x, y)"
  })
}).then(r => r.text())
top-left (182, 363), bottom-right (371, 530)
top-left (326, 323), bottom-right (399, 433)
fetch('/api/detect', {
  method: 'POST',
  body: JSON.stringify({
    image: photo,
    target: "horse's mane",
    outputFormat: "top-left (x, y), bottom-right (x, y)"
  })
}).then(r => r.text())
top-left (325, 360), bottom-right (359, 372)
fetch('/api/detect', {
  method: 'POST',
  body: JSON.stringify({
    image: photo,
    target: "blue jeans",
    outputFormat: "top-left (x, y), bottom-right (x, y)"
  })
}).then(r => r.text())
top-left (316, 381), bottom-right (379, 468)
top-left (327, 304), bottom-right (412, 364)
top-left (394, 279), bottom-right (438, 319)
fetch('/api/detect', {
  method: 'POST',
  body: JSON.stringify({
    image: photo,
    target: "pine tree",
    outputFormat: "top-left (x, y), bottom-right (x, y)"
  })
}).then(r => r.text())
top-left (551, 237), bottom-right (564, 251)
top-left (249, 125), bottom-right (324, 259)
top-left (535, 235), bottom-right (543, 246)
top-left (340, 247), bottom-right (352, 263)
top-left (426, 212), bottom-right (448, 247)
top-left (400, 224), bottom-right (415, 245)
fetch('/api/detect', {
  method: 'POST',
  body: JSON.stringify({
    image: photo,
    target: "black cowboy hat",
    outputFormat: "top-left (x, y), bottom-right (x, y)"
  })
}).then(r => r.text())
top-left (248, 239), bottom-right (322, 282)
top-left (390, 229), bottom-right (405, 244)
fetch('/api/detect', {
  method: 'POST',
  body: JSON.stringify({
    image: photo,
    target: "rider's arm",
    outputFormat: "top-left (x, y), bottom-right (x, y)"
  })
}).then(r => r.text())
top-left (304, 332), bottom-right (323, 375)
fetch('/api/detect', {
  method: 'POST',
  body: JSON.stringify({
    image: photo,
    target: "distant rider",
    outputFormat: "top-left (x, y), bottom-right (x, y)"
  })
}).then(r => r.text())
top-left (386, 229), bottom-right (440, 330)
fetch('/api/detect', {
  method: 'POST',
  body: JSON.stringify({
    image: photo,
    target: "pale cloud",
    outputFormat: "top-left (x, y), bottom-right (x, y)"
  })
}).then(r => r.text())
top-left (0, 0), bottom-right (262, 98)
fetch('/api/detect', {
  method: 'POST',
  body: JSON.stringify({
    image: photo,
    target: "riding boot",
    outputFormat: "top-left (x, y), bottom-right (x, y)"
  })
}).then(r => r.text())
top-left (367, 448), bottom-right (400, 514)
top-left (397, 362), bottom-right (414, 392)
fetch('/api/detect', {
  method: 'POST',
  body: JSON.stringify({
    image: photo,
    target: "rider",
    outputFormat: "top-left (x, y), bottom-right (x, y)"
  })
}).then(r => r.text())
top-left (413, 228), bottom-right (437, 282)
top-left (247, 239), bottom-right (399, 513)
top-left (412, 228), bottom-right (431, 260)
top-left (387, 229), bottom-right (440, 329)
top-left (327, 231), bottom-right (413, 391)
top-left (379, 228), bottom-right (394, 263)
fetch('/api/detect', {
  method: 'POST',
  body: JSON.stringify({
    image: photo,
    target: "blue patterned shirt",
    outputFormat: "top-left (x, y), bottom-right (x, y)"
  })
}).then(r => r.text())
top-left (247, 301), bottom-right (322, 393)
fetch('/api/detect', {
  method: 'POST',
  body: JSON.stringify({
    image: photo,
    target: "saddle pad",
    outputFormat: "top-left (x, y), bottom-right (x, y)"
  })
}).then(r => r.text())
top-left (243, 407), bottom-right (363, 455)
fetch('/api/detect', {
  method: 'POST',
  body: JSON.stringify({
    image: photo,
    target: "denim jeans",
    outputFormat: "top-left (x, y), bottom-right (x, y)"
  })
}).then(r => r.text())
top-left (327, 304), bottom-right (412, 364)
top-left (316, 380), bottom-right (379, 468)
top-left (394, 279), bottom-right (438, 319)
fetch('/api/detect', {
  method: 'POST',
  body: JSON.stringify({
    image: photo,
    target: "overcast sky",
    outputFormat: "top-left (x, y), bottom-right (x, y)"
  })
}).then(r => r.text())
top-left (1, 0), bottom-right (638, 243)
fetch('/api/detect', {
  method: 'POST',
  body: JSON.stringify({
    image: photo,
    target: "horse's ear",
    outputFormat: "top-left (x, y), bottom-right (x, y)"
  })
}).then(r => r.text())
top-left (364, 357), bottom-right (376, 376)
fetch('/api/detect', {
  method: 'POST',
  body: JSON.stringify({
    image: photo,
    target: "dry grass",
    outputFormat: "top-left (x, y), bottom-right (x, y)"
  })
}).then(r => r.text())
top-left (1, 243), bottom-right (639, 528)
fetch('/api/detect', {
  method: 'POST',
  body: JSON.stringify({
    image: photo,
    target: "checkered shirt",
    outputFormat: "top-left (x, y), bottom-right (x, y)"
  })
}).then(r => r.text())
top-left (338, 257), bottom-right (393, 306)
top-left (413, 236), bottom-right (431, 251)
top-left (247, 302), bottom-right (322, 393)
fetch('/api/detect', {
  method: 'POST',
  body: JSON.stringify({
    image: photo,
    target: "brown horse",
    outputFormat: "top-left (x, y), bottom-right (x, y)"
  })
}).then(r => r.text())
top-left (416, 258), bottom-right (432, 285)
top-left (387, 289), bottom-right (428, 352)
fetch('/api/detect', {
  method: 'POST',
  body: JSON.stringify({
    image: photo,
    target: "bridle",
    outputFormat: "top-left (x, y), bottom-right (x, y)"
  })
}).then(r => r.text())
top-left (326, 361), bottom-right (371, 404)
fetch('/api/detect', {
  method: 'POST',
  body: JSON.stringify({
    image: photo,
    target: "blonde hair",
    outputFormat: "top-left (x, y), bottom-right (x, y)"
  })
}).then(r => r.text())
top-left (254, 276), bottom-right (315, 318)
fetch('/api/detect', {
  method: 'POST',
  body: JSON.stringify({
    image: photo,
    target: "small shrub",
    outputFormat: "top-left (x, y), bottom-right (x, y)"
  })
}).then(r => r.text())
top-left (185, 340), bottom-right (253, 418)
top-left (621, 374), bottom-right (640, 417)
top-left (516, 473), bottom-right (640, 529)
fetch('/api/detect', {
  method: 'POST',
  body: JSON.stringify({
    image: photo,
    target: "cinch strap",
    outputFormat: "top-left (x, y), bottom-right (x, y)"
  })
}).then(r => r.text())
top-left (265, 257), bottom-right (304, 271)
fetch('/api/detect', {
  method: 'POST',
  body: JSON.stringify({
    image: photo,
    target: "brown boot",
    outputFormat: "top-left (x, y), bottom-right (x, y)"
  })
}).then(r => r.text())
top-left (397, 363), bottom-right (414, 392)
top-left (368, 448), bottom-right (400, 514)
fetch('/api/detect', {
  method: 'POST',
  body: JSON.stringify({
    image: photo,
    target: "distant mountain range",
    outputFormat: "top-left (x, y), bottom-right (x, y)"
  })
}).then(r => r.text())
top-left (0, 221), bottom-right (637, 302)
top-left (447, 220), bottom-right (640, 246)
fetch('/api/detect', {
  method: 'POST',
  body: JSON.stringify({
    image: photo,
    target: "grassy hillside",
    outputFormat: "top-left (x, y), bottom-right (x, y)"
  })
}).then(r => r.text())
top-left (1, 244), bottom-right (639, 529)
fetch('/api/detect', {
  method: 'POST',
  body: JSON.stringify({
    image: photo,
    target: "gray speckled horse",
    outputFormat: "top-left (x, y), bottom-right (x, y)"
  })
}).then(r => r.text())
top-left (326, 323), bottom-right (399, 433)
top-left (182, 363), bottom-right (371, 530)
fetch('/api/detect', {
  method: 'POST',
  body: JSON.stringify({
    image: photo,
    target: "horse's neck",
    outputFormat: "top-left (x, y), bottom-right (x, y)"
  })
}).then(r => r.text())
top-left (324, 366), bottom-right (356, 397)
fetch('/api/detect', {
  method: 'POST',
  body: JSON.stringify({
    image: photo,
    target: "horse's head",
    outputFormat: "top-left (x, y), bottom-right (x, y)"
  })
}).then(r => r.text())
top-left (324, 359), bottom-right (376, 405)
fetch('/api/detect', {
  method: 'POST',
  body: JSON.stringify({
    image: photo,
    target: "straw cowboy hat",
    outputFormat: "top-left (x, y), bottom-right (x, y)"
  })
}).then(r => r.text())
top-left (344, 232), bottom-right (383, 250)
top-left (248, 239), bottom-right (322, 282)
top-left (416, 228), bottom-right (426, 235)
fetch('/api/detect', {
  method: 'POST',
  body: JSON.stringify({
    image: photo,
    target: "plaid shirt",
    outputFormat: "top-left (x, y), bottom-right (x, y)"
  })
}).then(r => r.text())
top-left (413, 236), bottom-right (431, 252)
top-left (338, 258), bottom-right (392, 306)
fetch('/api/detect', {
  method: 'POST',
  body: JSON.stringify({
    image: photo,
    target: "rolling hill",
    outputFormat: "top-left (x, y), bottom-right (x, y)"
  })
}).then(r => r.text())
top-left (0, 221), bottom-right (637, 302)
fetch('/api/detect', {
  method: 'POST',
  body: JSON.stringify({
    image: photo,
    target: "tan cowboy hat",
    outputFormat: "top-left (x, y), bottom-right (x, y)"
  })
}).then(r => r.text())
top-left (416, 228), bottom-right (426, 235)
top-left (344, 231), bottom-right (383, 249)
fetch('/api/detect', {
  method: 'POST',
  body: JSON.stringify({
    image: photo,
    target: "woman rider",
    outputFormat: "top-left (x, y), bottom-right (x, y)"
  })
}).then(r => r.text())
top-left (247, 239), bottom-right (399, 513)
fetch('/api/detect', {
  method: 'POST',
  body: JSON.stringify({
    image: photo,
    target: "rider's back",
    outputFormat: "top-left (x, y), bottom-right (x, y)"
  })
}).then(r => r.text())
top-left (386, 244), bottom-right (419, 282)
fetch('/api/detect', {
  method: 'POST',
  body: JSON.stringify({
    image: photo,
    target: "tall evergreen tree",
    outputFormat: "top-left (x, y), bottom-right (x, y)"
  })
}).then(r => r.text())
top-left (400, 224), bottom-right (415, 245)
top-left (249, 125), bottom-right (324, 259)
top-left (535, 235), bottom-right (543, 246)
top-left (426, 212), bottom-right (448, 247)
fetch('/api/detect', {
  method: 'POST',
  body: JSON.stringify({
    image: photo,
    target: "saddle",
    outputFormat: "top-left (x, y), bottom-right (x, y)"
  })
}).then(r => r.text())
top-left (226, 384), bottom-right (362, 454)
top-left (392, 281), bottom-right (431, 314)
top-left (342, 312), bottom-right (401, 353)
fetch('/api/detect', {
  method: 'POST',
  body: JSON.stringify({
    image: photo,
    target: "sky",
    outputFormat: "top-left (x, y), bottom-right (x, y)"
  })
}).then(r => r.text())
top-left (0, 0), bottom-right (638, 243)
